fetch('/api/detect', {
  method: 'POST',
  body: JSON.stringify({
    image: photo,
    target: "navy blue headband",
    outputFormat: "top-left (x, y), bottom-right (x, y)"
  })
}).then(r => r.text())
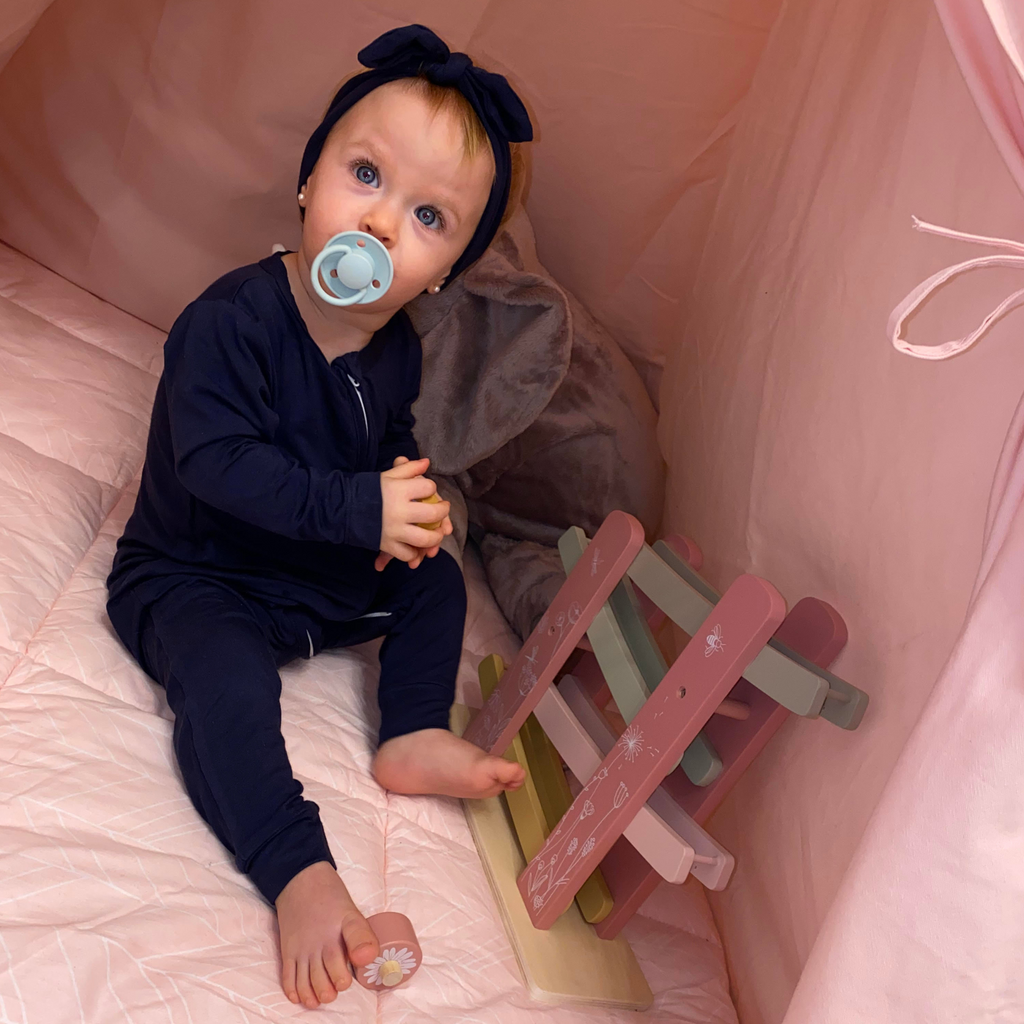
top-left (298, 24), bottom-right (533, 288)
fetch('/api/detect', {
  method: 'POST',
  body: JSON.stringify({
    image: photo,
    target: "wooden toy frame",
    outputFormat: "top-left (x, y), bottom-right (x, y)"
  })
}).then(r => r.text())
top-left (455, 510), bottom-right (868, 1007)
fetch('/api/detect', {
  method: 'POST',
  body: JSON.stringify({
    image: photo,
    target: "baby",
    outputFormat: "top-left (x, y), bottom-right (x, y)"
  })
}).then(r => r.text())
top-left (105, 25), bottom-right (531, 1010)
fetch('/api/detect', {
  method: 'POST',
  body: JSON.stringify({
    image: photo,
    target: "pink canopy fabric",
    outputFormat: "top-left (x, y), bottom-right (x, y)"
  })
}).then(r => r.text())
top-left (783, 1), bottom-right (1024, 1020)
top-left (0, 0), bottom-right (782, 403)
top-left (654, 0), bottom-right (1024, 1017)
top-left (0, 0), bottom-right (53, 74)
top-left (3, 0), bottom-right (1024, 1021)
top-left (938, 0), bottom-right (1024, 191)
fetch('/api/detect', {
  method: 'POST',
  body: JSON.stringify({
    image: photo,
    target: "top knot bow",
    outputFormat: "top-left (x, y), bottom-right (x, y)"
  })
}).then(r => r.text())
top-left (357, 25), bottom-right (533, 143)
top-left (424, 51), bottom-right (472, 86)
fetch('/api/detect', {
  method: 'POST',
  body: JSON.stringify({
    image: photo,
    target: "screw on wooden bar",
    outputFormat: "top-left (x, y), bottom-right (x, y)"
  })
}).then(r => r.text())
top-left (378, 960), bottom-right (405, 987)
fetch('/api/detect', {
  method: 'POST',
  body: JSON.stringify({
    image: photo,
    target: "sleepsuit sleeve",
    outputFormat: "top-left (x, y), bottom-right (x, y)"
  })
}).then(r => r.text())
top-left (165, 299), bottom-right (382, 551)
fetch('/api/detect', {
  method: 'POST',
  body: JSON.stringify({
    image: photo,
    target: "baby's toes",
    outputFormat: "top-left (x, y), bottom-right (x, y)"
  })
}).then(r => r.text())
top-left (281, 956), bottom-right (299, 1004)
top-left (295, 958), bottom-right (319, 1010)
top-left (324, 941), bottom-right (353, 993)
top-left (342, 911), bottom-right (380, 968)
top-left (491, 756), bottom-right (525, 788)
top-left (309, 954), bottom-right (337, 1005)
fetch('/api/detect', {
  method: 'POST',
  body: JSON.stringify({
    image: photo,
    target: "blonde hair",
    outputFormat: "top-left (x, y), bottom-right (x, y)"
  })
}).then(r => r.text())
top-left (402, 75), bottom-right (525, 228)
top-left (324, 71), bottom-right (527, 228)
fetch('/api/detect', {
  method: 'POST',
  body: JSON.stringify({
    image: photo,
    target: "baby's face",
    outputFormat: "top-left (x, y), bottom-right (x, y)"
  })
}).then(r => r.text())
top-left (299, 81), bottom-right (495, 312)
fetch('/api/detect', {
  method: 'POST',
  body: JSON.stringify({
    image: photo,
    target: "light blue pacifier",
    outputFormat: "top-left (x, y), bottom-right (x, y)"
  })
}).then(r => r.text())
top-left (310, 231), bottom-right (393, 306)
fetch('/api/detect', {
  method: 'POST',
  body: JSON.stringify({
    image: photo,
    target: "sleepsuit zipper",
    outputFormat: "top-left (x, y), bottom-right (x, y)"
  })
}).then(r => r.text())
top-left (347, 374), bottom-right (369, 437)
top-left (342, 369), bottom-right (393, 624)
top-left (346, 373), bottom-right (371, 464)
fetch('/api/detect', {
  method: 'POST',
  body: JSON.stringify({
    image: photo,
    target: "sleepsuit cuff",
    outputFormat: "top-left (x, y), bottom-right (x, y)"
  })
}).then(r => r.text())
top-left (338, 470), bottom-right (386, 552)
top-left (245, 805), bottom-right (337, 905)
top-left (377, 684), bottom-right (456, 745)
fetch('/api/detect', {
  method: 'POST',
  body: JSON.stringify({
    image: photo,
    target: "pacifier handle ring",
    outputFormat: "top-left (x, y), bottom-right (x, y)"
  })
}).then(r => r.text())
top-left (310, 243), bottom-right (367, 307)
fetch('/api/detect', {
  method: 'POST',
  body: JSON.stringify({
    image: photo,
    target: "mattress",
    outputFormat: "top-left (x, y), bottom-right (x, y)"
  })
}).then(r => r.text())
top-left (0, 240), bottom-right (738, 1023)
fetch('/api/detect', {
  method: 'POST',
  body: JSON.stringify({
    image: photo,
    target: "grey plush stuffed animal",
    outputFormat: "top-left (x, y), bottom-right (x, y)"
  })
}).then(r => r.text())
top-left (406, 209), bottom-right (663, 639)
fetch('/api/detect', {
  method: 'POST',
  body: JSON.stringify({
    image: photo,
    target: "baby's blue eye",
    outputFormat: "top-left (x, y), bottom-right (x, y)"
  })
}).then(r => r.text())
top-left (355, 164), bottom-right (379, 187)
top-left (416, 206), bottom-right (440, 229)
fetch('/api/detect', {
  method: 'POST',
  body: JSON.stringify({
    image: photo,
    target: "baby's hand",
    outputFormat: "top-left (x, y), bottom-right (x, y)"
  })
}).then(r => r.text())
top-left (376, 457), bottom-right (452, 571)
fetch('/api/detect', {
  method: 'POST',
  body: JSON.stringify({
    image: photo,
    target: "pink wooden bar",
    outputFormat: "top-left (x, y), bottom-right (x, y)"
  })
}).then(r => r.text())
top-left (518, 574), bottom-right (787, 930)
top-left (663, 598), bottom-right (848, 821)
top-left (463, 510), bottom-right (645, 754)
top-left (593, 839), bottom-right (655, 940)
top-left (593, 595), bottom-right (848, 939)
top-left (567, 533), bottom-right (703, 715)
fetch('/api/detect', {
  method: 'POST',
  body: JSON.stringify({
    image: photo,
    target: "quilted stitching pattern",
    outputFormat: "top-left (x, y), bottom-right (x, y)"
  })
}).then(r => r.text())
top-left (0, 241), bottom-right (737, 1023)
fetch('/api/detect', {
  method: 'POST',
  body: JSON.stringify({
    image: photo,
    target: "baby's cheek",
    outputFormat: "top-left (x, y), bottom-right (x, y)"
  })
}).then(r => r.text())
top-left (390, 248), bottom-right (433, 297)
top-left (307, 180), bottom-right (358, 233)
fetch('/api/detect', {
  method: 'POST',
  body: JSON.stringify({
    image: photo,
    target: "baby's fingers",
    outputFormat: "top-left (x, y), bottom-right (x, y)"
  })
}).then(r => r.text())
top-left (384, 540), bottom-right (420, 564)
top-left (412, 492), bottom-right (447, 526)
top-left (403, 524), bottom-right (445, 550)
top-left (382, 457), bottom-right (430, 481)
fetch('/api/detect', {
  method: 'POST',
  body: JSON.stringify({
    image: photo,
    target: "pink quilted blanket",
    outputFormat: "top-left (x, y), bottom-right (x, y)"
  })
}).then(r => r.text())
top-left (0, 241), bottom-right (736, 1023)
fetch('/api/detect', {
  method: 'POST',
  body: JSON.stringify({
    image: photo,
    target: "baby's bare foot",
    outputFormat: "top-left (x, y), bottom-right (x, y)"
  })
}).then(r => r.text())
top-left (373, 728), bottom-right (525, 799)
top-left (275, 861), bottom-right (379, 1009)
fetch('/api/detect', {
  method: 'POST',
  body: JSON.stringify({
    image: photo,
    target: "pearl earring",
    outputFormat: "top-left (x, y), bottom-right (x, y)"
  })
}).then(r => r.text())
top-left (431, 285), bottom-right (441, 294)
top-left (297, 191), bottom-right (305, 202)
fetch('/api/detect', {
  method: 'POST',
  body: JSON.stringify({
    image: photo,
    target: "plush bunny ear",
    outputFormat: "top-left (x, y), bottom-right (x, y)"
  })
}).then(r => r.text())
top-left (406, 236), bottom-right (572, 477)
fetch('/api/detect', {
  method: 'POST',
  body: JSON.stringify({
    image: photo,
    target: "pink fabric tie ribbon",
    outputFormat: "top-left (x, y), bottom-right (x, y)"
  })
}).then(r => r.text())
top-left (888, 216), bottom-right (1024, 359)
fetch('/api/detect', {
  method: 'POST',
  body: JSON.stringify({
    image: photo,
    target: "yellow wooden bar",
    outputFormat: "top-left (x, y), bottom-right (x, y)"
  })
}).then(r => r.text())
top-left (478, 655), bottom-right (613, 924)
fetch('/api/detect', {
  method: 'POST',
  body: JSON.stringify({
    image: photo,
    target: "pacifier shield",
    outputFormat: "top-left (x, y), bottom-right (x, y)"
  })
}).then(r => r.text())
top-left (310, 231), bottom-right (393, 306)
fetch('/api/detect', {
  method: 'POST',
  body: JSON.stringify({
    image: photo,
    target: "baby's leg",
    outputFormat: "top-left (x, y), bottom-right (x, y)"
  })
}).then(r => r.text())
top-left (361, 552), bottom-right (525, 798)
top-left (138, 579), bottom-right (379, 1007)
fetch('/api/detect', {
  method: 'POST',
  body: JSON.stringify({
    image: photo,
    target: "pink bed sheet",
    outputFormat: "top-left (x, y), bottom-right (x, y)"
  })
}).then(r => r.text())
top-left (0, 239), bottom-right (737, 1022)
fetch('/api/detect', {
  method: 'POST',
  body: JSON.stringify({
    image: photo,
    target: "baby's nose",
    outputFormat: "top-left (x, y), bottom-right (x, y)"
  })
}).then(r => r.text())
top-left (360, 211), bottom-right (397, 249)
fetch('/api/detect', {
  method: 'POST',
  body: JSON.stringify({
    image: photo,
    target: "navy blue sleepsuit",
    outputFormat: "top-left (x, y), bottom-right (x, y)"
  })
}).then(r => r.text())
top-left (107, 252), bottom-right (466, 904)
